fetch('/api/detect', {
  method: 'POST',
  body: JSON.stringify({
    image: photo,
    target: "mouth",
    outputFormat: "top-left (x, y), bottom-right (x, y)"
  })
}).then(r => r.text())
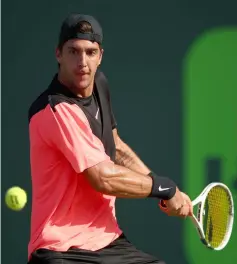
top-left (75, 71), bottom-right (89, 77)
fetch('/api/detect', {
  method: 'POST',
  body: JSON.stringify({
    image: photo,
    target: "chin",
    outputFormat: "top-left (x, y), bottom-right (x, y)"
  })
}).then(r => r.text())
top-left (75, 81), bottom-right (90, 90)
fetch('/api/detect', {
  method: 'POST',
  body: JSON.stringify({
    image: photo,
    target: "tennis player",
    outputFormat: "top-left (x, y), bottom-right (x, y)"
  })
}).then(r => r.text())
top-left (27, 13), bottom-right (193, 264)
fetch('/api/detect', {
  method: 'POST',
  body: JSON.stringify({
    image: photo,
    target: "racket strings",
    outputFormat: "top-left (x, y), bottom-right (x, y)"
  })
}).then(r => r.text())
top-left (204, 186), bottom-right (231, 248)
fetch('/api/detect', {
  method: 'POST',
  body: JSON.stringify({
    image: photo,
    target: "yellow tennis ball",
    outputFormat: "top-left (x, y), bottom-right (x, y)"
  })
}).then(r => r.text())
top-left (5, 186), bottom-right (27, 211)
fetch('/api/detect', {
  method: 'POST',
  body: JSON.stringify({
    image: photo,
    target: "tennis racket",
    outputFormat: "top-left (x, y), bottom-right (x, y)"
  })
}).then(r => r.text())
top-left (161, 182), bottom-right (234, 250)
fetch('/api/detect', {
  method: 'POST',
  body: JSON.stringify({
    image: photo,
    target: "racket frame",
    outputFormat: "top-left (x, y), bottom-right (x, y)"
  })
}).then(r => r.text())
top-left (190, 182), bottom-right (234, 250)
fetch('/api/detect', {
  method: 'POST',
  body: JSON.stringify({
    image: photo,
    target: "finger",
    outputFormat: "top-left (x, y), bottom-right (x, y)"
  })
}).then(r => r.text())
top-left (189, 204), bottom-right (193, 216)
top-left (160, 207), bottom-right (179, 217)
top-left (184, 199), bottom-right (193, 216)
top-left (179, 205), bottom-right (190, 217)
top-left (167, 211), bottom-right (179, 217)
top-left (167, 206), bottom-right (186, 217)
top-left (170, 211), bottom-right (186, 218)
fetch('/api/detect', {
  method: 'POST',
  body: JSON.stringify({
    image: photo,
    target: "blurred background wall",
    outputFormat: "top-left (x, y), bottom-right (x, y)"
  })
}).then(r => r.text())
top-left (2, 1), bottom-right (237, 263)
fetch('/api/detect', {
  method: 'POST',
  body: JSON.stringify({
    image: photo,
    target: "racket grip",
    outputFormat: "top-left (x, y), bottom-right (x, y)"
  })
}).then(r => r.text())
top-left (159, 200), bottom-right (167, 208)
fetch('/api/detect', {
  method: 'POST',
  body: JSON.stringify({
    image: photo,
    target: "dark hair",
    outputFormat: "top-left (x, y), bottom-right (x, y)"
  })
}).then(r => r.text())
top-left (75, 20), bottom-right (93, 34)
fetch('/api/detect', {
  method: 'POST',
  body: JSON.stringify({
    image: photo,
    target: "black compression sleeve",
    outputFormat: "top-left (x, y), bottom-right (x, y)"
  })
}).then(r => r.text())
top-left (148, 171), bottom-right (177, 200)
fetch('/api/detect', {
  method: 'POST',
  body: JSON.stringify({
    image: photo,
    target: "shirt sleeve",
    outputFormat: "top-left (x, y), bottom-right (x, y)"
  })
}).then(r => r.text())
top-left (38, 101), bottom-right (111, 173)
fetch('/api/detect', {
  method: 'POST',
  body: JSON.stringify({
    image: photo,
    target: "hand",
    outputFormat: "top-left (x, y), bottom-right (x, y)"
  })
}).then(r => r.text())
top-left (180, 192), bottom-right (193, 216)
top-left (159, 188), bottom-right (193, 218)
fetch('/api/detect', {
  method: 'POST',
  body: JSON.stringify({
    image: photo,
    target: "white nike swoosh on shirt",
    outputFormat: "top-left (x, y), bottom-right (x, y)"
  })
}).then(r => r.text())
top-left (95, 108), bottom-right (99, 119)
top-left (158, 186), bottom-right (172, 191)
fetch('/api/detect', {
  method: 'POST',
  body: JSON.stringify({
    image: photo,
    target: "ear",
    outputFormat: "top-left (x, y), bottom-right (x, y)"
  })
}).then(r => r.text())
top-left (98, 48), bottom-right (104, 66)
top-left (55, 48), bottom-right (62, 64)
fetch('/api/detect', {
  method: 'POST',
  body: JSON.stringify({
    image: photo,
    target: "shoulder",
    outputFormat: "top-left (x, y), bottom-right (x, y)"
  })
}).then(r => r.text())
top-left (28, 88), bottom-right (51, 123)
top-left (29, 92), bottom-right (85, 122)
top-left (29, 95), bottom-right (89, 140)
top-left (28, 80), bottom-right (80, 123)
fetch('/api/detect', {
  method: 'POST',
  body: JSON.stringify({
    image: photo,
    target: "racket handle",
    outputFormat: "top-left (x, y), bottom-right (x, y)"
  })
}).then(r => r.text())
top-left (159, 200), bottom-right (167, 208)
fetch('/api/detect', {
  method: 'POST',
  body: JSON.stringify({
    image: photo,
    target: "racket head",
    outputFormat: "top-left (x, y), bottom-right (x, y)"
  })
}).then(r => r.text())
top-left (194, 182), bottom-right (234, 250)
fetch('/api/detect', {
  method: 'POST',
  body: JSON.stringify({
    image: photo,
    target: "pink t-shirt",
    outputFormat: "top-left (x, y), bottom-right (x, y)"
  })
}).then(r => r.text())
top-left (28, 102), bottom-right (122, 259)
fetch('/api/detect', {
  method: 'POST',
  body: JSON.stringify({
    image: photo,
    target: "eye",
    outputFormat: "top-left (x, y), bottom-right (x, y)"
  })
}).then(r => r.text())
top-left (69, 49), bottom-right (77, 55)
top-left (87, 49), bottom-right (98, 56)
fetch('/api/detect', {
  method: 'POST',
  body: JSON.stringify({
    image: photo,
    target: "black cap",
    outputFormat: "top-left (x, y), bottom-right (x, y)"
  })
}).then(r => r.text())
top-left (58, 14), bottom-right (103, 47)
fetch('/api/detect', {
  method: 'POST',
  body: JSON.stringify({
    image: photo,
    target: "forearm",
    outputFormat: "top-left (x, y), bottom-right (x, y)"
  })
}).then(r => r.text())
top-left (85, 161), bottom-right (176, 199)
top-left (85, 162), bottom-right (152, 198)
top-left (115, 138), bottom-right (150, 175)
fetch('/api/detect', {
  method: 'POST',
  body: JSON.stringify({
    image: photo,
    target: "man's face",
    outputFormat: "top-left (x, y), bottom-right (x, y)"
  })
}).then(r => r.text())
top-left (56, 39), bottom-right (103, 90)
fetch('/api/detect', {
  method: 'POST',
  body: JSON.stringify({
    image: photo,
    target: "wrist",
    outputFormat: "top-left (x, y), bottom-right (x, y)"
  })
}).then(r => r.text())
top-left (147, 171), bottom-right (177, 200)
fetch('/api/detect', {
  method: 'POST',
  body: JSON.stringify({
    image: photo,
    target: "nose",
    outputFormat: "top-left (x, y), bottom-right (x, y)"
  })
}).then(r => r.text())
top-left (77, 53), bottom-right (87, 68)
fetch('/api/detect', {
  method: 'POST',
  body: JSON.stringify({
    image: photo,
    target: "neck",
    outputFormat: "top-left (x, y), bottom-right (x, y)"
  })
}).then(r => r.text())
top-left (57, 71), bottom-right (94, 98)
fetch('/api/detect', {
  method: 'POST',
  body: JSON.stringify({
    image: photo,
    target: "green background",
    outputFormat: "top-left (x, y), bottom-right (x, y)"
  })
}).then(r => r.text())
top-left (2, 1), bottom-right (237, 264)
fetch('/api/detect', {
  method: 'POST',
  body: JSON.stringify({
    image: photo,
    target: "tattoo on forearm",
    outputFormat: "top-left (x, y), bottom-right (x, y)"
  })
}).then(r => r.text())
top-left (114, 136), bottom-right (150, 174)
top-left (115, 148), bottom-right (135, 168)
